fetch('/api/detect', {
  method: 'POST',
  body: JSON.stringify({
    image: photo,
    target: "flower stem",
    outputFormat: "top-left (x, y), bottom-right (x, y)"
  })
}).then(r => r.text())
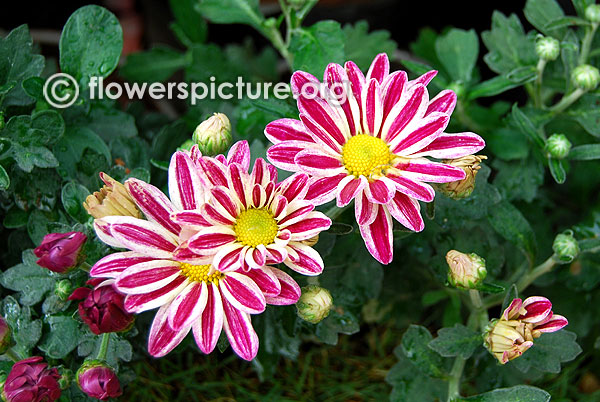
top-left (4, 348), bottom-right (21, 362)
top-left (468, 290), bottom-right (489, 331)
top-left (96, 333), bottom-right (111, 361)
top-left (549, 88), bottom-right (585, 114)
top-left (533, 59), bottom-right (547, 108)
top-left (579, 22), bottom-right (599, 65)
top-left (447, 356), bottom-right (467, 402)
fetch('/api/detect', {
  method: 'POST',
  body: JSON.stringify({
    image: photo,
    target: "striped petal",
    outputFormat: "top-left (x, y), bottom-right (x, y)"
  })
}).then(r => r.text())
top-left (355, 190), bottom-right (378, 225)
top-left (245, 244), bottom-right (267, 269)
top-left (148, 304), bottom-right (191, 357)
top-left (396, 159), bottom-right (466, 183)
top-left (305, 173), bottom-right (347, 205)
top-left (345, 60), bottom-right (366, 113)
top-left (362, 78), bottom-right (383, 136)
top-left (100, 216), bottom-right (178, 258)
top-left (124, 276), bottom-right (188, 313)
top-left (167, 281), bottom-right (208, 331)
top-left (520, 296), bottom-right (552, 323)
top-left (126, 179), bottom-right (180, 235)
top-left (336, 175), bottom-right (367, 207)
top-left (265, 268), bottom-right (301, 306)
top-left (226, 140), bottom-right (250, 171)
top-left (295, 149), bottom-right (344, 176)
top-left (277, 173), bottom-right (310, 203)
top-left (290, 70), bottom-right (320, 96)
top-left (534, 313), bottom-right (568, 333)
top-left (187, 227), bottom-right (236, 253)
top-left (426, 89), bottom-right (457, 115)
top-left (244, 266), bottom-right (281, 297)
top-left (213, 243), bottom-right (245, 272)
top-left (265, 118), bottom-right (314, 144)
top-left (220, 272), bottom-right (266, 314)
top-left (192, 282), bottom-right (224, 355)
top-left (411, 132), bottom-right (486, 159)
top-left (284, 242), bottom-right (324, 276)
top-left (366, 53), bottom-right (390, 83)
top-left (93, 219), bottom-right (123, 249)
top-left (381, 70), bottom-right (408, 120)
top-left (387, 175), bottom-right (435, 202)
top-left (284, 212), bottom-right (332, 241)
top-left (382, 84), bottom-right (428, 144)
top-left (386, 192), bottom-right (424, 232)
top-left (408, 70), bottom-right (437, 88)
top-left (222, 297), bottom-right (259, 361)
top-left (169, 151), bottom-right (204, 210)
top-left (227, 163), bottom-right (250, 210)
top-left (359, 205), bottom-right (393, 264)
top-left (298, 94), bottom-right (348, 147)
top-left (391, 112), bottom-right (449, 155)
top-left (502, 298), bottom-right (523, 320)
top-left (198, 157), bottom-right (229, 187)
top-left (324, 63), bottom-right (360, 136)
top-left (267, 141), bottom-right (309, 171)
top-left (210, 186), bottom-right (241, 219)
top-left (364, 177), bottom-right (395, 204)
top-left (90, 251), bottom-right (154, 279)
top-left (115, 260), bottom-right (182, 295)
top-left (170, 210), bottom-right (212, 227)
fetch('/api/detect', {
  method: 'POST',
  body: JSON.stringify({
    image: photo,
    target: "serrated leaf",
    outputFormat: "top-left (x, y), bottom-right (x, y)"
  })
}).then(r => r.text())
top-left (53, 126), bottom-right (111, 180)
top-left (1, 296), bottom-right (42, 357)
top-left (77, 332), bottom-right (133, 369)
top-left (386, 353), bottom-right (447, 402)
top-left (435, 28), bottom-right (479, 83)
top-left (401, 325), bottom-right (445, 378)
top-left (289, 21), bottom-right (346, 76)
top-left (0, 250), bottom-right (57, 305)
top-left (59, 5), bottom-right (123, 84)
top-left (488, 201), bottom-right (537, 264)
top-left (315, 309), bottom-right (360, 345)
top-left (38, 315), bottom-right (80, 358)
top-left (342, 20), bottom-right (397, 70)
top-left (459, 385), bottom-right (550, 401)
top-left (429, 324), bottom-right (482, 359)
top-left (544, 16), bottom-right (589, 31)
top-left (510, 330), bottom-right (582, 373)
top-left (468, 68), bottom-right (536, 100)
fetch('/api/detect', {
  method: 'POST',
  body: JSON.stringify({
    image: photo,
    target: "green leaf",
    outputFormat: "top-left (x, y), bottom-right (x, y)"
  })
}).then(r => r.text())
top-left (315, 309), bottom-right (360, 345)
top-left (569, 144), bottom-right (600, 160)
top-left (567, 93), bottom-right (600, 137)
top-left (53, 127), bottom-right (111, 180)
top-left (400, 325), bottom-right (445, 378)
top-left (1, 296), bottom-right (42, 357)
top-left (0, 25), bottom-right (45, 108)
top-left (342, 21), bottom-right (397, 70)
top-left (289, 21), bottom-right (346, 76)
top-left (476, 283), bottom-right (506, 294)
top-left (59, 5), bottom-right (123, 84)
top-left (544, 16), bottom-right (589, 31)
top-left (524, 0), bottom-right (566, 36)
top-left (120, 46), bottom-right (188, 83)
top-left (510, 330), bottom-right (582, 373)
top-left (548, 157), bottom-right (566, 184)
top-left (493, 158), bottom-right (544, 202)
top-left (510, 104), bottom-right (546, 148)
top-left (488, 201), bottom-right (537, 264)
top-left (0, 164), bottom-right (8, 190)
top-left (428, 324), bottom-right (482, 359)
top-left (38, 315), bottom-right (80, 358)
top-left (10, 143), bottom-right (59, 173)
top-left (482, 12), bottom-right (537, 75)
top-left (0, 250), bottom-right (57, 306)
top-left (62, 181), bottom-right (91, 222)
top-left (435, 28), bottom-right (479, 83)
top-left (169, 0), bottom-right (208, 44)
top-left (501, 284), bottom-right (518, 311)
top-left (77, 332), bottom-right (133, 369)
top-left (197, 0), bottom-right (264, 29)
top-left (82, 103), bottom-right (138, 141)
top-left (486, 128), bottom-right (530, 161)
top-left (3, 207), bottom-right (28, 229)
top-left (327, 222), bottom-right (354, 235)
top-left (561, 30), bottom-right (580, 93)
top-left (459, 385), bottom-right (550, 401)
top-left (468, 67), bottom-right (536, 100)
top-left (386, 353), bottom-right (447, 402)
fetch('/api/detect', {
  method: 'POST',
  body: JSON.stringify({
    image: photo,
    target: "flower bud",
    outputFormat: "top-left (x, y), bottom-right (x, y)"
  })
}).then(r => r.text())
top-left (58, 368), bottom-right (73, 390)
top-left (446, 250), bottom-right (487, 289)
top-left (296, 285), bottom-right (333, 324)
top-left (301, 234), bottom-right (319, 247)
top-left (0, 317), bottom-right (13, 355)
top-left (192, 113), bottom-right (232, 156)
top-left (83, 172), bottom-right (142, 219)
top-left (438, 155), bottom-right (487, 199)
top-left (535, 36), bottom-right (560, 61)
top-left (68, 279), bottom-right (134, 335)
top-left (585, 4), bottom-right (600, 23)
top-left (77, 360), bottom-right (122, 401)
top-left (33, 231), bottom-right (87, 274)
top-left (178, 139), bottom-right (195, 152)
top-left (4, 357), bottom-right (61, 402)
top-left (553, 230), bottom-right (579, 263)
top-left (572, 64), bottom-right (600, 91)
top-left (54, 279), bottom-right (73, 301)
top-left (545, 133), bottom-right (571, 159)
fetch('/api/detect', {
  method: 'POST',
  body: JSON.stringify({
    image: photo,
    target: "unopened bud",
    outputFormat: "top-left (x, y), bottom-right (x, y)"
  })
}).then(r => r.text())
top-left (192, 113), bottom-right (232, 156)
top-left (438, 155), bottom-right (487, 199)
top-left (545, 133), bottom-right (571, 159)
top-left (0, 316), bottom-right (13, 355)
top-left (446, 250), bottom-right (487, 289)
top-left (572, 64), bottom-right (600, 91)
top-left (58, 368), bottom-right (73, 390)
top-left (585, 4), bottom-right (600, 23)
top-left (83, 173), bottom-right (142, 219)
top-left (536, 36), bottom-right (560, 61)
top-left (178, 139), bottom-right (195, 152)
top-left (553, 230), bottom-right (579, 263)
top-left (296, 286), bottom-right (333, 324)
top-left (77, 360), bottom-right (122, 401)
top-left (54, 280), bottom-right (73, 301)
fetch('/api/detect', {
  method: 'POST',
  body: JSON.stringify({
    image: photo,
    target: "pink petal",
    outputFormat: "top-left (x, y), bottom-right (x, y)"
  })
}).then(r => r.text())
top-left (391, 112), bottom-right (449, 155)
top-left (386, 192), bottom-right (424, 232)
top-left (267, 142), bottom-right (305, 172)
top-left (364, 178), bottom-right (395, 204)
top-left (355, 190), bottom-right (378, 225)
top-left (381, 70), bottom-right (408, 120)
top-left (188, 228), bottom-right (236, 252)
top-left (300, 114), bottom-right (343, 154)
top-left (412, 132), bottom-right (486, 159)
top-left (264, 267), bottom-right (301, 306)
top-left (284, 242), bottom-right (324, 276)
top-left (305, 174), bottom-right (347, 205)
top-left (277, 173), bottom-right (310, 203)
top-left (90, 251), bottom-right (154, 279)
top-left (148, 304), bottom-right (190, 357)
top-left (210, 186), bottom-right (240, 219)
top-left (115, 260), bottom-right (182, 294)
top-left (387, 175), bottom-right (435, 202)
top-left (101, 216), bottom-right (178, 258)
top-left (324, 63), bottom-right (360, 136)
top-left (284, 212), bottom-right (332, 241)
top-left (336, 175), bottom-right (367, 207)
top-left (366, 53), bottom-right (390, 83)
top-left (277, 201), bottom-right (314, 226)
top-left (534, 313), bottom-right (568, 333)
top-left (124, 276), bottom-right (188, 313)
top-left (382, 84), bottom-right (428, 144)
top-left (126, 179), bottom-right (181, 235)
top-left (290, 70), bottom-right (320, 96)
top-left (361, 78), bottom-right (383, 136)
top-left (171, 242), bottom-right (211, 265)
top-left (192, 282), bottom-right (224, 354)
top-left (396, 159), bottom-right (466, 183)
top-left (251, 183), bottom-right (267, 208)
top-left (94, 219), bottom-right (124, 249)
top-left (345, 60), bottom-right (366, 114)
top-left (245, 244), bottom-right (267, 269)
top-left (213, 243), bottom-right (245, 272)
top-left (520, 296), bottom-right (552, 323)
top-left (168, 281), bottom-right (208, 331)
top-left (426, 89), bottom-right (457, 115)
top-left (502, 298), bottom-right (523, 320)
top-left (265, 244), bottom-right (288, 264)
top-left (251, 158), bottom-right (268, 187)
top-left (227, 140), bottom-right (250, 171)
top-left (198, 157), bottom-right (229, 187)
top-left (244, 266), bottom-right (281, 297)
top-left (359, 205), bottom-right (393, 264)
top-left (168, 151), bottom-right (204, 210)
top-left (220, 272), bottom-right (266, 314)
top-left (227, 163), bottom-right (250, 209)
top-left (298, 94), bottom-right (348, 147)
top-left (171, 210), bottom-right (213, 227)
top-left (222, 297), bottom-right (259, 361)
top-left (295, 149), bottom-right (344, 176)
top-left (265, 118), bottom-right (314, 144)
top-left (408, 70), bottom-right (437, 88)
top-left (270, 194), bottom-right (289, 220)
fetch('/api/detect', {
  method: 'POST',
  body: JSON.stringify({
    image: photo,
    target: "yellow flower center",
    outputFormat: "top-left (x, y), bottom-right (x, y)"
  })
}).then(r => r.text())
top-left (342, 134), bottom-right (392, 178)
top-left (179, 263), bottom-right (224, 284)
top-left (234, 208), bottom-right (279, 247)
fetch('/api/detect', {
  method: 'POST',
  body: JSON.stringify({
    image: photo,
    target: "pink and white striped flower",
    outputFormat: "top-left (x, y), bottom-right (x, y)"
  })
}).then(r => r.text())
top-left (90, 150), bottom-right (301, 361)
top-left (265, 53), bottom-right (485, 264)
top-left (175, 147), bottom-right (332, 275)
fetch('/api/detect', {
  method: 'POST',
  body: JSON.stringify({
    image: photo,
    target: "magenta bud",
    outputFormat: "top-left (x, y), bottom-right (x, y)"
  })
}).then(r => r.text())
top-left (33, 231), bottom-right (87, 273)
top-left (77, 361), bottom-right (122, 401)
top-left (4, 356), bottom-right (61, 402)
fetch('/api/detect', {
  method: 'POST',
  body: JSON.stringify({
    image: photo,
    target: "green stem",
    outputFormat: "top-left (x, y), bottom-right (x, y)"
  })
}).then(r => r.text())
top-left (549, 88), bottom-right (585, 114)
top-left (447, 356), bottom-right (467, 402)
top-left (468, 290), bottom-right (489, 331)
top-left (4, 348), bottom-right (21, 362)
top-left (579, 22), bottom-right (599, 65)
top-left (533, 59), bottom-right (546, 108)
top-left (96, 333), bottom-right (111, 361)
top-left (264, 25), bottom-right (293, 67)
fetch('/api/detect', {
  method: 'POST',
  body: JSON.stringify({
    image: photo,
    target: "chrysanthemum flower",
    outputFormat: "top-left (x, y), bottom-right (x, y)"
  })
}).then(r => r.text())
top-left (90, 150), bottom-right (300, 360)
top-left (176, 146), bottom-right (332, 275)
top-left (265, 53), bottom-right (485, 263)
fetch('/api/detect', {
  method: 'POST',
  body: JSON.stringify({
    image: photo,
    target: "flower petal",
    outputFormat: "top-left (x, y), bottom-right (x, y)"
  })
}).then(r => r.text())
top-left (213, 243), bottom-right (245, 272)
top-left (124, 276), bottom-right (188, 313)
top-left (305, 173), bottom-right (347, 205)
top-left (345, 60), bottom-right (366, 113)
top-left (126, 179), bottom-right (181, 235)
top-left (187, 227), bottom-right (236, 253)
top-left (284, 242), bottom-right (324, 276)
top-left (298, 94), bottom-right (348, 147)
top-left (222, 297), bottom-right (259, 361)
top-left (148, 304), bottom-right (191, 357)
top-left (364, 177), bottom-right (395, 204)
top-left (167, 281), bottom-right (208, 331)
top-left (362, 78), bottom-right (383, 136)
top-left (390, 112), bottom-right (449, 156)
top-left (244, 266), bottom-right (281, 297)
top-left (411, 132), bottom-right (486, 159)
top-left (227, 163), bottom-right (250, 210)
top-left (395, 159), bottom-right (466, 183)
top-left (100, 216), bottom-right (178, 258)
top-left (355, 190), bottom-right (378, 225)
top-left (381, 70), bottom-right (408, 120)
top-left (264, 267), bottom-right (301, 306)
top-left (220, 272), bottom-right (266, 314)
top-left (387, 175), bottom-right (435, 202)
top-left (265, 118), bottom-right (314, 144)
top-left (366, 53), bottom-right (390, 84)
top-left (324, 63), bottom-right (360, 136)
top-left (198, 157), bottom-right (229, 187)
top-left (168, 151), bottom-right (204, 210)
top-left (170, 210), bottom-right (212, 227)
top-left (359, 205), bottom-right (393, 264)
top-left (115, 260), bottom-right (182, 295)
top-left (520, 296), bottom-right (552, 323)
top-left (382, 84), bottom-right (428, 144)
top-left (386, 192), bottom-right (424, 232)
top-left (534, 313), bottom-right (568, 333)
top-left (192, 282), bottom-right (224, 355)
top-left (90, 251), bottom-right (155, 279)
top-left (209, 186), bottom-right (241, 219)
top-left (426, 89), bottom-right (457, 115)
top-left (227, 140), bottom-right (250, 171)
top-left (408, 70), bottom-right (437, 88)
top-left (502, 298), bottom-right (523, 320)
top-left (336, 175), bottom-right (367, 207)
top-left (284, 212), bottom-right (332, 241)
top-left (267, 141), bottom-right (309, 171)
top-left (277, 173), bottom-right (310, 203)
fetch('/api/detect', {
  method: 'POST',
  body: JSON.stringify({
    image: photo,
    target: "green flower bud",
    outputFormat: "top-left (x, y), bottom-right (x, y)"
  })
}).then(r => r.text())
top-left (535, 36), bottom-right (560, 61)
top-left (192, 113), bottom-right (232, 156)
top-left (585, 4), bottom-right (600, 23)
top-left (545, 133), bottom-right (572, 159)
top-left (447, 82), bottom-right (465, 99)
top-left (296, 286), bottom-right (333, 324)
top-left (446, 250), bottom-right (487, 290)
top-left (54, 279), bottom-right (73, 301)
top-left (58, 368), bottom-right (74, 390)
top-left (572, 64), bottom-right (600, 91)
top-left (553, 230), bottom-right (579, 263)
